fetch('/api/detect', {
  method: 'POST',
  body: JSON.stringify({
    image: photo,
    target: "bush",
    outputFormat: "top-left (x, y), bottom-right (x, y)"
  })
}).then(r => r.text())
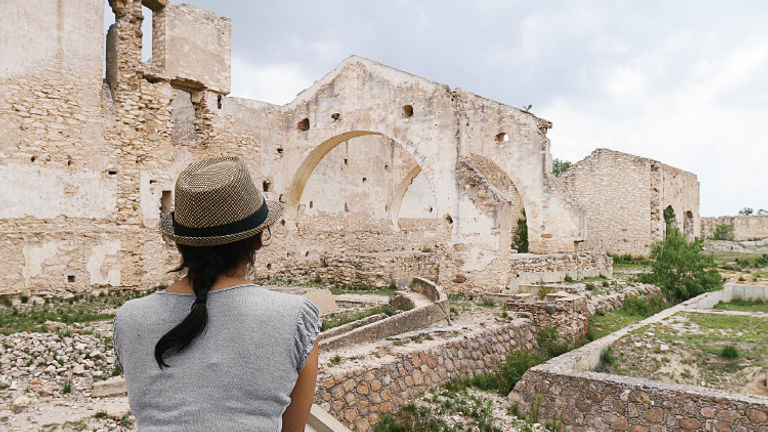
top-left (712, 223), bottom-right (735, 241)
top-left (622, 295), bottom-right (668, 317)
top-left (495, 350), bottom-right (549, 394)
top-left (641, 228), bottom-right (722, 302)
top-left (373, 403), bottom-right (452, 432)
top-left (514, 210), bottom-right (529, 253)
top-left (720, 345), bottom-right (739, 359)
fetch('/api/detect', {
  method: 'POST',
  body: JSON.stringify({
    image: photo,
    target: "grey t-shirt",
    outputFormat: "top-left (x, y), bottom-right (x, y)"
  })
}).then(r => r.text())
top-left (113, 284), bottom-right (321, 432)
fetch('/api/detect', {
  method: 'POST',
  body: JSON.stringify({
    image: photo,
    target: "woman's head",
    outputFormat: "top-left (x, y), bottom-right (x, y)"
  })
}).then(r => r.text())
top-left (154, 156), bottom-right (283, 368)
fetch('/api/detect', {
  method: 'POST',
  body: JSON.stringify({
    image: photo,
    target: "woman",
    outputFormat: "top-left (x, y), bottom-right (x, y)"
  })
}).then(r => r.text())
top-left (113, 156), bottom-right (321, 431)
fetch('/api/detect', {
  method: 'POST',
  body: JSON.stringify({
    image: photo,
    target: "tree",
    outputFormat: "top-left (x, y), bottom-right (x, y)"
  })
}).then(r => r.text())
top-left (758, 209), bottom-right (768, 216)
top-left (739, 207), bottom-right (754, 216)
top-left (642, 227), bottom-right (722, 302)
top-left (552, 159), bottom-right (572, 177)
top-left (513, 209), bottom-right (528, 253)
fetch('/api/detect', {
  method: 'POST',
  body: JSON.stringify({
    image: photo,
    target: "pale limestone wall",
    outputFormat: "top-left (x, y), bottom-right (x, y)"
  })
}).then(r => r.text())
top-left (160, 3), bottom-right (231, 94)
top-left (702, 216), bottom-right (768, 240)
top-left (0, 0), bottom-right (634, 298)
top-left (562, 148), bottom-right (700, 257)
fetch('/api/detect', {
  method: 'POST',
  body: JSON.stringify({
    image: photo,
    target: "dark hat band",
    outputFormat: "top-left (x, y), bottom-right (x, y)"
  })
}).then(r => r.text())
top-left (171, 200), bottom-right (269, 238)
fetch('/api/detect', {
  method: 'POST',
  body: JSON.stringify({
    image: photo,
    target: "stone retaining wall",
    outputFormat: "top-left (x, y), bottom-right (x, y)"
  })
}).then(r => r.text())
top-left (586, 284), bottom-right (662, 315)
top-left (511, 287), bottom-right (768, 432)
top-left (512, 367), bottom-right (768, 432)
top-left (315, 319), bottom-right (538, 431)
top-left (508, 252), bottom-right (613, 289)
top-left (319, 278), bottom-right (449, 351)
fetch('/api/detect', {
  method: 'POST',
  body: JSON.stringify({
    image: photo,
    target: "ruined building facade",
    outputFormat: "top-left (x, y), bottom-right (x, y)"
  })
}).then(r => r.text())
top-left (0, 0), bottom-right (699, 299)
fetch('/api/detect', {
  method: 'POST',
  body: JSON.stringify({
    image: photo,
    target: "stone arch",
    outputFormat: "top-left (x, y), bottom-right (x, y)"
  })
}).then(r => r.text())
top-left (684, 210), bottom-right (694, 241)
top-left (285, 130), bottom-right (434, 220)
top-left (467, 153), bottom-right (530, 251)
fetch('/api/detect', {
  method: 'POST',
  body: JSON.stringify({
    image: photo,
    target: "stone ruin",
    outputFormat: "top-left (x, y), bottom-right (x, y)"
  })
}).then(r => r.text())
top-left (0, 0), bottom-right (702, 301)
top-left (4, 3), bottom-right (766, 431)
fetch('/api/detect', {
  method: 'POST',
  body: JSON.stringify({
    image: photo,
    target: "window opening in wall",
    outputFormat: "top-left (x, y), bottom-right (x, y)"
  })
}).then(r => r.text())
top-left (217, 95), bottom-right (223, 109)
top-left (67, 275), bottom-right (76, 283)
top-left (309, 200), bottom-right (313, 209)
top-left (495, 132), bottom-right (509, 143)
top-left (402, 104), bottom-right (414, 117)
top-left (262, 180), bottom-right (271, 192)
top-left (362, 177), bottom-right (367, 184)
top-left (444, 214), bottom-right (453, 224)
top-left (108, 170), bottom-right (117, 175)
top-left (343, 158), bottom-right (348, 165)
top-left (344, 202), bottom-right (349, 212)
top-left (30, 156), bottom-right (36, 163)
top-left (384, 164), bottom-right (389, 171)
top-left (297, 118), bottom-right (310, 131)
top-left (141, 5), bottom-right (153, 63)
top-left (331, 113), bottom-right (340, 121)
top-left (160, 190), bottom-right (173, 216)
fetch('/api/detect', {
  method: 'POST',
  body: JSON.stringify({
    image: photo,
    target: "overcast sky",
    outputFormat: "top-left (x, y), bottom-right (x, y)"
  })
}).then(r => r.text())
top-left (130, 1), bottom-right (767, 216)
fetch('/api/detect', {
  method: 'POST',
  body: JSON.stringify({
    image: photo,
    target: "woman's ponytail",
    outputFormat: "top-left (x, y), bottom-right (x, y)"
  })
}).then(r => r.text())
top-left (154, 234), bottom-right (262, 368)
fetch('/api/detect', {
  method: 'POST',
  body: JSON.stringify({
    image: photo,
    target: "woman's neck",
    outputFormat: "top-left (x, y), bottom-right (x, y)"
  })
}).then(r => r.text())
top-left (165, 271), bottom-right (251, 294)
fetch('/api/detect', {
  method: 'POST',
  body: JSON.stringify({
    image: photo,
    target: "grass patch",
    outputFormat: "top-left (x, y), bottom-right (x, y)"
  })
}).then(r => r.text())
top-left (321, 304), bottom-right (396, 331)
top-left (0, 289), bottom-right (157, 335)
top-left (588, 295), bottom-right (668, 340)
top-left (713, 298), bottom-right (768, 313)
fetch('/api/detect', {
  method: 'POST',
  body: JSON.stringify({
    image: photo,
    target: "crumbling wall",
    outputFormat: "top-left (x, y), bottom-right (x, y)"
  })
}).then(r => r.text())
top-left (562, 148), bottom-right (700, 256)
top-left (702, 215), bottom-right (768, 241)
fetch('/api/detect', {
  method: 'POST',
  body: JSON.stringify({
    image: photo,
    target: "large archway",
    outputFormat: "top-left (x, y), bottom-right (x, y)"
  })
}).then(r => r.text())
top-left (285, 131), bottom-right (437, 227)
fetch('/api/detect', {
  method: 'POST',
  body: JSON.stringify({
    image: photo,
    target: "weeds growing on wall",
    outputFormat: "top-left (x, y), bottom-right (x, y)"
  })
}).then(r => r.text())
top-left (641, 227), bottom-right (722, 302)
top-left (712, 223), bottom-right (735, 240)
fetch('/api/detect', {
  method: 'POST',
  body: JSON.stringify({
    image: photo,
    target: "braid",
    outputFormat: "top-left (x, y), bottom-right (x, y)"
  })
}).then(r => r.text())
top-left (154, 233), bottom-right (262, 368)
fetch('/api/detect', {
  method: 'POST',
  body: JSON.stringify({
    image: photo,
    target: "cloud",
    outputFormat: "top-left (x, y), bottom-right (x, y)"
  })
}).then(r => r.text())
top-left (183, 0), bottom-right (768, 216)
top-left (230, 57), bottom-right (314, 105)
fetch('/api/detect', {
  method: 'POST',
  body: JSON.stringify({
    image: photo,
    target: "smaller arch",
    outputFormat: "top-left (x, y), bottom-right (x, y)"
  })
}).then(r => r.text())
top-left (389, 164), bottom-right (424, 226)
top-left (402, 104), bottom-right (414, 118)
top-left (495, 132), bottom-right (509, 143)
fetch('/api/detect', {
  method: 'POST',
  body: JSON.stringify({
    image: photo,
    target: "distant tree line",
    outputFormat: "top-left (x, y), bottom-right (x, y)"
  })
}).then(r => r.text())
top-left (738, 207), bottom-right (768, 216)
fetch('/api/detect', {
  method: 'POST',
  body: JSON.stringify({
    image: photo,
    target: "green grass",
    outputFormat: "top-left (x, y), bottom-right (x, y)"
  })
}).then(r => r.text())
top-left (328, 285), bottom-right (397, 297)
top-left (320, 304), bottom-right (396, 331)
top-left (713, 298), bottom-right (768, 313)
top-left (588, 295), bottom-right (668, 340)
top-left (0, 289), bottom-right (157, 335)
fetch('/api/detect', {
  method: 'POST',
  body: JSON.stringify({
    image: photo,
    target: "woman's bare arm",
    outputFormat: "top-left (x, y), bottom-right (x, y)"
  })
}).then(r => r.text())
top-left (281, 340), bottom-right (319, 432)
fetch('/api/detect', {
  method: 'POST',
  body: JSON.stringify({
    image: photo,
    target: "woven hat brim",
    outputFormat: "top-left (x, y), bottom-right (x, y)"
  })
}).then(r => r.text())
top-left (159, 199), bottom-right (285, 247)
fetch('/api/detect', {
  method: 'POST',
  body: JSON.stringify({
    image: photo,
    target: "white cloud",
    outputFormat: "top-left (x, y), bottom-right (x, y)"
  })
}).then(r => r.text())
top-left (230, 57), bottom-right (314, 105)
top-left (541, 33), bottom-right (768, 216)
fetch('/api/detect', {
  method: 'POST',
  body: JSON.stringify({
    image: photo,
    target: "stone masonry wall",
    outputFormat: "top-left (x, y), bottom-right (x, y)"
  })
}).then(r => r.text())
top-left (512, 367), bottom-right (768, 432)
top-left (562, 148), bottom-right (700, 257)
top-left (314, 319), bottom-right (538, 431)
top-left (701, 215), bottom-right (768, 241)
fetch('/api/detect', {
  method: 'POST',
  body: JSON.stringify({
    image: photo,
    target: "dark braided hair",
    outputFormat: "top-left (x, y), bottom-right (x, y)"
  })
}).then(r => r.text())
top-left (154, 233), bottom-right (263, 368)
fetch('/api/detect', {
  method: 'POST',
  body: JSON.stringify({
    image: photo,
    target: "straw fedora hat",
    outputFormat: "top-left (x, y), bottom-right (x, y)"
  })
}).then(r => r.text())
top-left (159, 156), bottom-right (284, 247)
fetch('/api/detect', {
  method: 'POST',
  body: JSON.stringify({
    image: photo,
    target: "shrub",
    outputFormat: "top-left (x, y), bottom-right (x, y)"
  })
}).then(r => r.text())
top-left (537, 285), bottom-right (552, 300)
top-left (641, 228), bottom-right (722, 302)
top-left (564, 275), bottom-right (574, 283)
top-left (720, 345), bottom-right (739, 359)
top-left (514, 210), bottom-right (529, 253)
top-left (552, 159), bottom-right (572, 177)
top-left (622, 295), bottom-right (667, 317)
top-left (712, 223), bottom-right (735, 241)
top-left (495, 350), bottom-right (549, 394)
top-left (600, 347), bottom-right (615, 366)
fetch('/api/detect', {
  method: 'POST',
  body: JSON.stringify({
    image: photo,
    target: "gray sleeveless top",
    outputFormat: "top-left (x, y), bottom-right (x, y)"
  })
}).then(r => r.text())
top-left (113, 284), bottom-right (322, 432)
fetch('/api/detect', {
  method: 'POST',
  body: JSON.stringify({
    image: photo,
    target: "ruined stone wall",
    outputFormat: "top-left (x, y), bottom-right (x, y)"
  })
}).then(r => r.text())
top-left (314, 319), bottom-right (538, 431)
top-left (513, 366), bottom-right (768, 432)
top-left (562, 148), bottom-right (700, 257)
top-left (702, 216), bottom-right (768, 241)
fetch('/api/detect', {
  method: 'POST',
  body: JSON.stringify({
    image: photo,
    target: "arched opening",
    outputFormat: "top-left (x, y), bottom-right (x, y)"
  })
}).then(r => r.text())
top-left (466, 154), bottom-right (530, 253)
top-left (684, 210), bottom-right (694, 241)
top-left (664, 205), bottom-right (677, 237)
top-left (286, 131), bottom-right (434, 227)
